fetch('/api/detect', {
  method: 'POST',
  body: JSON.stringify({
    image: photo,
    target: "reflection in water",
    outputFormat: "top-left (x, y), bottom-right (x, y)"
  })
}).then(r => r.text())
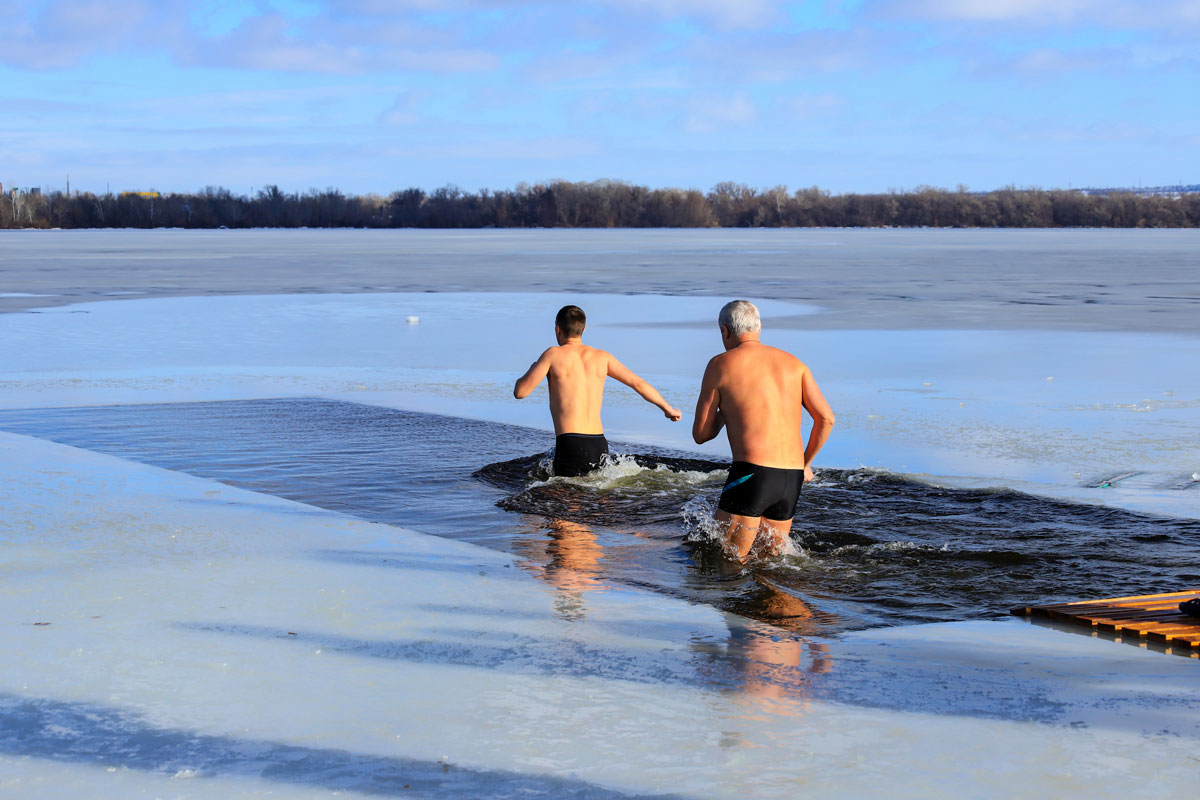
top-left (692, 601), bottom-right (835, 723)
top-left (733, 628), bottom-right (832, 720)
top-left (0, 398), bottom-right (839, 717)
top-left (752, 577), bottom-right (839, 643)
top-left (509, 498), bottom-right (837, 717)
top-left (513, 515), bottom-right (608, 621)
top-left (731, 583), bottom-right (834, 719)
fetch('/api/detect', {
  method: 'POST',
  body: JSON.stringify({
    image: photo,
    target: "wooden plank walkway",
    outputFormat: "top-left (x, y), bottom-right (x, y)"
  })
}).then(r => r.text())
top-left (1012, 589), bottom-right (1200, 658)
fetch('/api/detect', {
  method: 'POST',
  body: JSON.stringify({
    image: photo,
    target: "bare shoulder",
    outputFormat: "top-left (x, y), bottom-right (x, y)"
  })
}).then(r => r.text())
top-left (768, 345), bottom-right (807, 372)
top-left (581, 345), bottom-right (610, 364)
top-left (704, 351), bottom-right (728, 372)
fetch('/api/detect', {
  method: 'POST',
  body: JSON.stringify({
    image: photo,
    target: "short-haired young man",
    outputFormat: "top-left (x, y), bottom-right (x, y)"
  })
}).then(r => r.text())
top-left (514, 305), bottom-right (682, 477)
top-left (692, 300), bottom-right (836, 561)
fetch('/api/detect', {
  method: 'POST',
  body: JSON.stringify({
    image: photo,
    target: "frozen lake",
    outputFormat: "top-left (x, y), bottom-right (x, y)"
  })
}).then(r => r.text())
top-left (1, 230), bottom-right (1198, 797)
top-left (2, 227), bottom-right (1199, 331)
top-left (2, 288), bottom-right (1197, 516)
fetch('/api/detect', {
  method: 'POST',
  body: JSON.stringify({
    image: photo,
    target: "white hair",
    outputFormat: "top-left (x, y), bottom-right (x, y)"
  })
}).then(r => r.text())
top-left (719, 300), bottom-right (761, 337)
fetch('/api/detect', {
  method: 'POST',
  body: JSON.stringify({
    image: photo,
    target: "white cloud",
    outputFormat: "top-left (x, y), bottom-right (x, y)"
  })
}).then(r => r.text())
top-left (0, 1), bottom-right (502, 74)
top-left (315, 0), bottom-right (781, 33)
top-left (897, 0), bottom-right (1092, 22)
top-left (1008, 47), bottom-right (1111, 75)
top-left (326, 0), bottom-right (781, 29)
top-left (379, 90), bottom-right (430, 126)
top-left (683, 91), bottom-right (756, 132)
top-left (601, 0), bottom-right (779, 29)
top-left (0, 0), bottom-right (158, 69)
top-left (177, 12), bottom-right (500, 74)
top-left (879, 0), bottom-right (1200, 29)
top-left (683, 30), bottom-right (877, 84)
top-left (1010, 120), bottom-right (1158, 143)
top-left (379, 136), bottom-right (598, 161)
top-left (328, 0), bottom-right (450, 11)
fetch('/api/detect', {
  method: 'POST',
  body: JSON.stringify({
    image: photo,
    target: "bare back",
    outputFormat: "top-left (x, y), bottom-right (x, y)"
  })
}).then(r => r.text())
top-left (706, 342), bottom-right (808, 468)
top-left (543, 343), bottom-right (610, 435)
top-left (515, 335), bottom-right (682, 433)
top-left (692, 318), bottom-right (836, 561)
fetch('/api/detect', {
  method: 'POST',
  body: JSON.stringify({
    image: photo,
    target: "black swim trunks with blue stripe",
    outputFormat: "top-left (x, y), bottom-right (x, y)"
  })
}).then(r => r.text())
top-left (717, 461), bottom-right (804, 521)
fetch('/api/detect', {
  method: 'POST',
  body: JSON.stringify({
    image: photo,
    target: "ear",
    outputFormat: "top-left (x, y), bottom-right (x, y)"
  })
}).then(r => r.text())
top-left (719, 324), bottom-right (730, 339)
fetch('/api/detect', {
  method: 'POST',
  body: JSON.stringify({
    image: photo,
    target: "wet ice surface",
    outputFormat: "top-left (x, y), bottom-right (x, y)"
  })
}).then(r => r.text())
top-left (1, 398), bottom-right (1197, 637)
top-left (3, 228), bottom-right (1199, 334)
top-left (2, 432), bottom-right (1198, 799)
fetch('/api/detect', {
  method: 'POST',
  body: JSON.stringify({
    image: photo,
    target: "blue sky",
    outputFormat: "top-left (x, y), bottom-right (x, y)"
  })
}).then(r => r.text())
top-left (2, 0), bottom-right (1197, 195)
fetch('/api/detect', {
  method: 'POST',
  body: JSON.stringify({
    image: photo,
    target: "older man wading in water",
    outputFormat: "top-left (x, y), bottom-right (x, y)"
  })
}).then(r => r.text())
top-left (693, 300), bottom-right (836, 561)
top-left (514, 305), bottom-right (682, 477)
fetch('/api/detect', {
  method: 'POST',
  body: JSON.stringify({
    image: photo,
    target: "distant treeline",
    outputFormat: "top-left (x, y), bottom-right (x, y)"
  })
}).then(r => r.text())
top-left (4, 180), bottom-right (1200, 229)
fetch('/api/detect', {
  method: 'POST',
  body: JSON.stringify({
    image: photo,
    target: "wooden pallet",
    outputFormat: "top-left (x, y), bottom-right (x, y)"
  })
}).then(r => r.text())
top-left (1012, 589), bottom-right (1200, 657)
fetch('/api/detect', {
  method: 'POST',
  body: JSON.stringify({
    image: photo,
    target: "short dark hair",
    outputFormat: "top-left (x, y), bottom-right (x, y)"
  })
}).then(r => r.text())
top-left (555, 305), bottom-right (586, 337)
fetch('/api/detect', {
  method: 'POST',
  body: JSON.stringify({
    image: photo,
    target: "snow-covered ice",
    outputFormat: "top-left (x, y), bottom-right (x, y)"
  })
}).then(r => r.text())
top-left (2, 432), bottom-right (1197, 799)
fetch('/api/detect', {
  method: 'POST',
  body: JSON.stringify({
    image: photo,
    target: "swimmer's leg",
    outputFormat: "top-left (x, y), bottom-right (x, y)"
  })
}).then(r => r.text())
top-left (757, 516), bottom-right (794, 557)
top-left (715, 509), bottom-right (762, 562)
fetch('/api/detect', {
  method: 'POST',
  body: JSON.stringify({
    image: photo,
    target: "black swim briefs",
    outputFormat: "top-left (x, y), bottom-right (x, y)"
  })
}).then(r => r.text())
top-left (717, 461), bottom-right (804, 521)
top-left (553, 433), bottom-right (609, 477)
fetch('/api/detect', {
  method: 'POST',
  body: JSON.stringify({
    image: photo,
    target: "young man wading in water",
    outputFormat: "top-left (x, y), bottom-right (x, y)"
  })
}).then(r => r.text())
top-left (693, 300), bottom-right (835, 562)
top-left (514, 305), bottom-right (682, 477)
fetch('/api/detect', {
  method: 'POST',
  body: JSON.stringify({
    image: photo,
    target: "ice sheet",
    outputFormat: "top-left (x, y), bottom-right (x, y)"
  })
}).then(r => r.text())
top-left (1, 291), bottom-right (1196, 517)
top-left (2, 431), bottom-right (1196, 799)
top-left (4, 228), bottom-right (1199, 334)
top-left (2, 287), bottom-right (1198, 797)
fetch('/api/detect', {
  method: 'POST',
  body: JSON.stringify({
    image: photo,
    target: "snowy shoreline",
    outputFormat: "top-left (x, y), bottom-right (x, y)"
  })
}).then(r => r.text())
top-left (3, 430), bottom-right (1197, 798)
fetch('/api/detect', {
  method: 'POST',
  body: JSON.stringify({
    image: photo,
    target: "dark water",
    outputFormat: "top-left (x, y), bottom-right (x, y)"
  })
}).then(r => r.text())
top-left (3, 398), bottom-right (1198, 635)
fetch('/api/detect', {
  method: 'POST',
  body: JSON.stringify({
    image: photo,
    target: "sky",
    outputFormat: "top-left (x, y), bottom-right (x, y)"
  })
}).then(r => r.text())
top-left (2, 0), bottom-right (1198, 196)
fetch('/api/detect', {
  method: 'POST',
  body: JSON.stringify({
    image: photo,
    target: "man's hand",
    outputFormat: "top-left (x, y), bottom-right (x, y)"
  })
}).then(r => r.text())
top-left (803, 465), bottom-right (814, 483)
top-left (663, 406), bottom-right (682, 421)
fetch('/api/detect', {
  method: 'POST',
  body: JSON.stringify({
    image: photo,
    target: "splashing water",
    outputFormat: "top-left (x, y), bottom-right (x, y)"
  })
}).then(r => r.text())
top-left (679, 494), bottom-right (806, 561)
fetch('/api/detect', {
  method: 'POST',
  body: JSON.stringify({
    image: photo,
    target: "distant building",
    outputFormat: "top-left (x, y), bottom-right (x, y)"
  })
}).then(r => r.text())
top-left (29, 187), bottom-right (41, 197)
top-left (121, 191), bottom-right (160, 198)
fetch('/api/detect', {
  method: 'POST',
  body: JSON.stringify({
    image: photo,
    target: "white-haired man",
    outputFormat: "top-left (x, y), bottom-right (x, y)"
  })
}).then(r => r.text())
top-left (692, 300), bottom-right (835, 561)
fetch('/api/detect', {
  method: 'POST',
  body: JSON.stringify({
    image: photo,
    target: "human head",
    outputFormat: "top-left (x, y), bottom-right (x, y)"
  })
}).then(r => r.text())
top-left (718, 300), bottom-right (761, 340)
top-left (555, 305), bottom-right (586, 339)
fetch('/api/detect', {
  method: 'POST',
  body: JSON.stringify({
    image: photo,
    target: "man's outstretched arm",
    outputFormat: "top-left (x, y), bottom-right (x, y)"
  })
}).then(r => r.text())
top-left (692, 359), bottom-right (725, 443)
top-left (800, 368), bottom-right (835, 479)
top-left (607, 356), bottom-right (682, 420)
top-left (514, 349), bottom-right (553, 399)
